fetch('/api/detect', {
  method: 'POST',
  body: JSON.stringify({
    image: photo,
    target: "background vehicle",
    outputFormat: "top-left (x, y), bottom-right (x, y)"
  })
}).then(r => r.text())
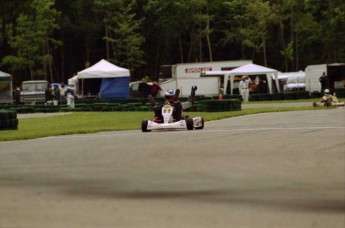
top-left (20, 80), bottom-right (48, 103)
top-left (129, 81), bottom-right (153, 97)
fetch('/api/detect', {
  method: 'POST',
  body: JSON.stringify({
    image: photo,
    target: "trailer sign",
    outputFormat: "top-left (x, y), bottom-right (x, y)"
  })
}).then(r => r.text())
top-left (185, 67), bottom-right (212, 74)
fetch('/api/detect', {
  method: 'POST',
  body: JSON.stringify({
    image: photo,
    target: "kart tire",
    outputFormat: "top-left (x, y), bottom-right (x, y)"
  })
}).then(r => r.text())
top-left (186, 118), bottom-right (194, 130)
top-left (195, 117), bottom-right (204, 130)
top-left (141, 120), bottom-right (150, 132)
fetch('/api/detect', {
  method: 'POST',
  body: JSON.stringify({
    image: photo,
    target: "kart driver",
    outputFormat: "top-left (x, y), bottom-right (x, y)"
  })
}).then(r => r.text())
top-left (320, 89), bottom-right (334, 107)
top-left (148, 86), bottom-right (197, 122)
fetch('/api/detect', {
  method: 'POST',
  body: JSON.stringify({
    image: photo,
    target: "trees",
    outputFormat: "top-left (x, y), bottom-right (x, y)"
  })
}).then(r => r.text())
top-left (94, 0), bottom-right (145, 74)
top-left (145, 0), bottom-right (217, 64)
top-left (2, 0), bottom-right (61, 81)
top-left (0, 0), bottom-right (344, 82)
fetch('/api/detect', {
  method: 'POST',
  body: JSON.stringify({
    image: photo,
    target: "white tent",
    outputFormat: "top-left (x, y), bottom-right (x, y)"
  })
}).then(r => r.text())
top-left (77, 59), bottom-right (130, 98)
top-left (204, 63), bottom-right (280, 95)
top-left (78, 59), bottom-right (130, 79)
top-left (0, 71), bottom-right (13, 104)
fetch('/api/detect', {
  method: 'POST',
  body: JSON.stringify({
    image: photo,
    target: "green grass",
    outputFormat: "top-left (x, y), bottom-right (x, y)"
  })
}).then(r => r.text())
top-left (0, 106), bottom-right (316, 142)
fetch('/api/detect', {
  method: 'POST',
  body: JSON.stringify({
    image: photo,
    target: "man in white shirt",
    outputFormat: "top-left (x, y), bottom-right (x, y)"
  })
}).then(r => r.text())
top-left (239, 75), bottom-right (251, 102)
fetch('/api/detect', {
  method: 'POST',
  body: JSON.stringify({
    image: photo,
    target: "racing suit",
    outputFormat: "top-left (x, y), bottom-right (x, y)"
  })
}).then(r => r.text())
top-left (321, 94), bottom-right (333, 107)
top-left (149, 86), bottom-right (197, 122)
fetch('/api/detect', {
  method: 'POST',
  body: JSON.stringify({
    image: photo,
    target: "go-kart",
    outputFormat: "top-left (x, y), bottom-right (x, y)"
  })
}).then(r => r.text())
top-left (141, 104), bottom-right (204, 132)
top-left (313, 95), bottom-right (345, 107)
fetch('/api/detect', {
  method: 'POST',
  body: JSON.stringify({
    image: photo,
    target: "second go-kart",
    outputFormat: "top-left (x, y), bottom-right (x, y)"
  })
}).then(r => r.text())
top-left (141, 103), bottom-right (204, 132)
top-left (313, 89), bottom-right (345, 107)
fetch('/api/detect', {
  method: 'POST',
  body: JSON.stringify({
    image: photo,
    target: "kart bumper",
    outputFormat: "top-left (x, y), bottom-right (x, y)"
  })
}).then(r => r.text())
top-left (147, 120), bottom-right (187, 130)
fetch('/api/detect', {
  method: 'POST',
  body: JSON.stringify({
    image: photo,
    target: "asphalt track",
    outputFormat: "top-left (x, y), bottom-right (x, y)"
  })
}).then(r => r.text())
top-left (1, 107), bottom-right (344, 228)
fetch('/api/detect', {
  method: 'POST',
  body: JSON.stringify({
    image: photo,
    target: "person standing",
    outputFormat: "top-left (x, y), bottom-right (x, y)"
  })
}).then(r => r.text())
top-left (239, 75), bottom-right (251, 102)
top-left (149, 80), bottom-right (162, 97)
top-left (14, 86), bottom-right (21, 104)
top-left (45, 84), bottom-right (53, 105)
top-left (53, 85), bottom-right (61, 106)
top-left (60, 82), bottom-right (67, 103)
top-left (319, 72), bottom-right (328, 93)
top-left (138, 78), bottom-right (151, 97)
top-left (65, 88), bottom-right (75, 108)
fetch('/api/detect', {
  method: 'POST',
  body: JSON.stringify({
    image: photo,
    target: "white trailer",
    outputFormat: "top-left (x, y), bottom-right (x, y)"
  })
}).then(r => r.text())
top-left (305, 64), bottom-right (326, 93)
top-left (159, 60), bottom-right (252, 97)
top-left (159, 77), bottom-right (220, 97)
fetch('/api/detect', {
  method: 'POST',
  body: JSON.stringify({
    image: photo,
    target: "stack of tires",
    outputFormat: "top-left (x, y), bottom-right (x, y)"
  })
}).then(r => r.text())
top-left (202, 99), bottom-right (241, 112)
top-left (0, 110), bottom-right (18, 130)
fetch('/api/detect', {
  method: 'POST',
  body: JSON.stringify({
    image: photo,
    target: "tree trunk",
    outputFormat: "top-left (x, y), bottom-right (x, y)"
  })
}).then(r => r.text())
top-left (105, 21), bottom-right (110, 59)
top-left (295, 31), bottom-right (299, 70)
top-left (46, 39), bottom-right (54, 82)
top-left (290, 8), bottom-right (295, 71)
top-left (179, 36), bottom-right (184, 63)
top-left (206, 4), bottom-right (212, 62)
top-left (263, 38), bottom-right (267, 67)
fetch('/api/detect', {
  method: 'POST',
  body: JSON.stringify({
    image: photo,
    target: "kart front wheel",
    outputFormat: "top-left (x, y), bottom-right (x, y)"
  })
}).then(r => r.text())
top-left (195, 117), bottom-right (204, 130)
top-left (141, 120), bottom-right (150, 132)
top-left (186, 118), bottom-right (194, 130)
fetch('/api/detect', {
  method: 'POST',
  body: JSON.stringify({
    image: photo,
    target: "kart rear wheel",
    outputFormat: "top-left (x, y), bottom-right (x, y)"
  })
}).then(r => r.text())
top-left (195, 117), bottom-right (204, 130)
top-left (186, 118), bottom-right (194, 130)
top-left (141, 120), bottom-right (150, 132)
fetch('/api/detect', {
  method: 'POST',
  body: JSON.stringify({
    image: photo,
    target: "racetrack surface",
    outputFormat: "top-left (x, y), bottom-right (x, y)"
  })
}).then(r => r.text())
top-left (1, 108), bottom-right (344, 228)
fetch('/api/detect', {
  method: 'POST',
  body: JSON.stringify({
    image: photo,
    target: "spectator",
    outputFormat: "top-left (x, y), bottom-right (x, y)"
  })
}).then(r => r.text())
top-left (149, 80), bottom-right (162, 97)
top-left (14, 86), bottom-right (21, 105)
top-left (138, 78), bottom-right (151, 97)
top-left (319, 72), bottom-right (328, 93)
top-left (45, 84), bottom-right (53, 105)
top-left (65, 88), bottom-right (75, 108)
top-left (219, 82), bottom-right (224, 95)
top-left (239, 75), bottom-right (251, 102)
top-left (53, 85), bottom-right (60, 106)
top-left (60, 82), bottom-right (67, 103)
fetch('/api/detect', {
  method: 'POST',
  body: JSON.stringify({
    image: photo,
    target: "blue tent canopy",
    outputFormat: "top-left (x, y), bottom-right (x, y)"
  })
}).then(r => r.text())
top-left (100, 77), bottom-right (129, 98)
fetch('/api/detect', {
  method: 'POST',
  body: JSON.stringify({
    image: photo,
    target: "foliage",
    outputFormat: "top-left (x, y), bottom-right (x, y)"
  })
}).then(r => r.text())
top-left (2, 0), bottom-right (61, 81)
top-left (94, 0), bottom-right (145, 72)
top-left (0, 0), bottom-right (344, 82)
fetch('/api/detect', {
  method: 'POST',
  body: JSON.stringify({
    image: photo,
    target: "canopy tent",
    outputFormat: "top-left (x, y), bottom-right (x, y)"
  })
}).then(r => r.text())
top-left (0, 71), bottom-right (13, 103)
top-left (77, 59), bottom-right (130, 99)
top-left (204, 63), bottom-right (280, 95)
top-left (225, 63), bottom-right (280, 95)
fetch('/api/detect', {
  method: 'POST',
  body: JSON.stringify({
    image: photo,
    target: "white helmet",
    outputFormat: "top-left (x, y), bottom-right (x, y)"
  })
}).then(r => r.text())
top-left (324, 89), bottom-right (330, 94)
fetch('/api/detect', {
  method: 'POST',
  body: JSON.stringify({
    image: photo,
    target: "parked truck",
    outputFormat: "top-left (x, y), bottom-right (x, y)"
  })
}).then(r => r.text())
top-left (158, 60), bottom-right (251, 97)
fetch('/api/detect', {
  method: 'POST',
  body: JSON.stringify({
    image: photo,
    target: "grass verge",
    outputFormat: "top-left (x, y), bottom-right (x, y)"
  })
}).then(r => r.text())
top-left (0, 106), bottom-right (315, 142)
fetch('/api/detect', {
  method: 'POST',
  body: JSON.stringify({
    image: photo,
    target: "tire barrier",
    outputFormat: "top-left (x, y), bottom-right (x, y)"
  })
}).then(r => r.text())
top-left (0, 110), bottom-right (18, 130)
top-left (187, 99), bottom-right (241, 112)
top-left (335, 88), bottom-right (345, 98)
top-left (1, 90), bottom-right (320, 113)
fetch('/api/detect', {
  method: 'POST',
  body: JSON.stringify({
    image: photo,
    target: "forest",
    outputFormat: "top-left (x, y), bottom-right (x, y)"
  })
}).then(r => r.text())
top-left (0, 0), bottom-right (344, 85)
